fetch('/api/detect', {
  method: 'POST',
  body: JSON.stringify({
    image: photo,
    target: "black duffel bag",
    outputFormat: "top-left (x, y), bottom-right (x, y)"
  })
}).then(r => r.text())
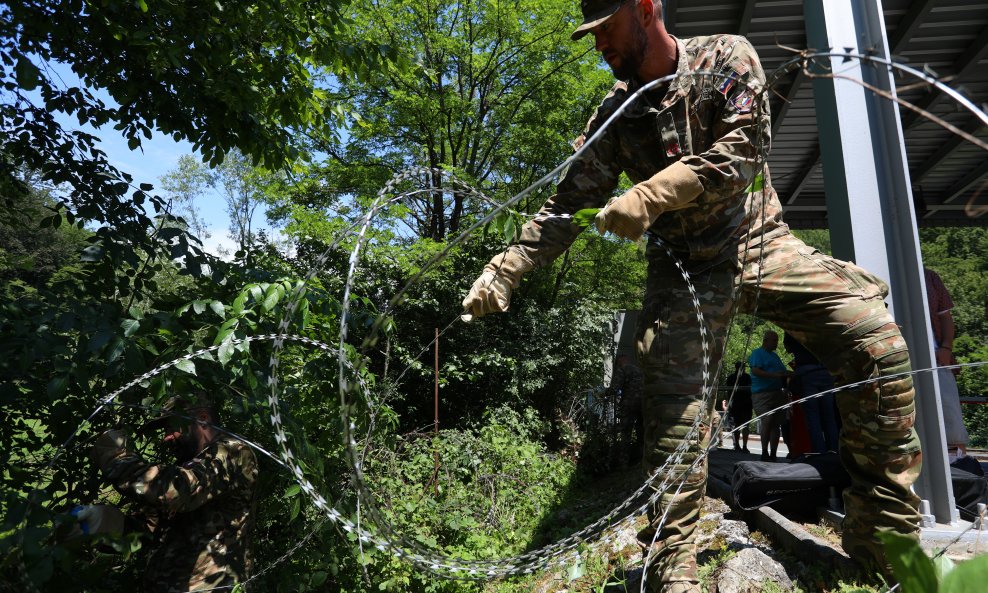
top-left (950, 464), bottom-right (988, 522)
top-left (732, 452), bottom-right (850, 515)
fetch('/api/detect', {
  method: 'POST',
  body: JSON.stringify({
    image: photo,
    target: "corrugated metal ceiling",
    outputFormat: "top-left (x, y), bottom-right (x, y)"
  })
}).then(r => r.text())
top-left (666, 0), bottom-right (988, 228)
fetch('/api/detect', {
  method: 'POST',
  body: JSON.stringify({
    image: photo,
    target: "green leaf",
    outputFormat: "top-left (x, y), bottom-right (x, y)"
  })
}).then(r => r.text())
top-left (209, 300), bottom-right (225, 318)
top-left (501, 213), bottom-right (517, 243)
top-left (744, 172), bottom-right (765, 194)
top-left (572, 208), bottom-right (601, 229)
top-left (175, 359), bottom-right (197, 375)
top-left (934, 553), bottom-right (955, 582)
top-left (941, 553), bottom-right (988, 593)
top-left (879, 531), bottom-right (938, 593)
top-left (567, 558), bottom-right (585, 582)
top-left (232, 292), bottom-right (247, 315)
top-left (15, 55), bottom-right (41, 91)
top-left (285, 484), bottom-right (301, 497)
top-left (262, 284), bottom-right (282, 312)
top-left (217, 336), bottom-right (236, 366)
top-left (289, 496), bottom-right (300, 521)
top-left (121, 318), bottom-right (140, 337)
top-left (47, 376), bottom-right (68, 399)
top-left (80, 244), bottom-right (104, 262)
top-left (105, 337), bottom-right (126, 363)
top-left (213, 318), bottom-right (239, 345)
top-left (192, 300), bottom-right (207, 314)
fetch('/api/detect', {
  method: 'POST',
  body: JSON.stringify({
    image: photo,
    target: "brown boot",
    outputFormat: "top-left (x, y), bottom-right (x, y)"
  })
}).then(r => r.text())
top-left (641, 546), bottom-right (700, 593)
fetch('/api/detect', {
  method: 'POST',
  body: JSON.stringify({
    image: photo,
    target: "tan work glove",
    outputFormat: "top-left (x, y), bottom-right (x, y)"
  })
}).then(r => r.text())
top-left (91, 428), bottom-right (128, 473)
top-left (76, 504), bottom-right (126, 536)
top-left (461, 250), bottom-right (534, 321)
top-left (595, 161), bottom-right (704, 241)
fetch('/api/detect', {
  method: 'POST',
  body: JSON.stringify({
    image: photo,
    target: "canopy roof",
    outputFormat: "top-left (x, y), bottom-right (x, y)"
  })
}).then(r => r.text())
top-left (666, 0), bottom-right (988, 227)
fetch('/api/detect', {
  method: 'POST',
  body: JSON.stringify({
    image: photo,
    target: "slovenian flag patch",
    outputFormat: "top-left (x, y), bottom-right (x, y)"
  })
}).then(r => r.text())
top-left (717, 73), bottom-right (737, 96)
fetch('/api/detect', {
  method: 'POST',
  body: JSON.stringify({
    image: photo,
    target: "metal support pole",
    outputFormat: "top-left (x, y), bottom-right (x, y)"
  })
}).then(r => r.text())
top-left (803, 0), bottom-right (957, 525)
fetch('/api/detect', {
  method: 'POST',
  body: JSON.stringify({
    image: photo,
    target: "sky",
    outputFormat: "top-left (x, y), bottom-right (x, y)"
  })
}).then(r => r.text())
top-left (40, 62), bottom-right (273, 258)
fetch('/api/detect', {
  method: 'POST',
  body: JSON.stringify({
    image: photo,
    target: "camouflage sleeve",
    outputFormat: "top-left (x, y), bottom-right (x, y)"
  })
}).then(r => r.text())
top-left (100, 439), bottom-right (256, 514)
top-left (508, 91), bottom-right (624, 268)
top-left (681, 37), bottom-right (771, 201)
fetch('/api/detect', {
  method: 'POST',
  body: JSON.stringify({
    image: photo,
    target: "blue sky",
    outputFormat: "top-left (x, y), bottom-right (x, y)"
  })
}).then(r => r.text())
top-left (40, 62), bottom-right (272, 256)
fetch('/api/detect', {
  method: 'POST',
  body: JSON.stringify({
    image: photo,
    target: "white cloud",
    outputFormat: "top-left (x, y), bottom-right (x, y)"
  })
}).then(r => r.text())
top-left (199, 227), bottom-right (237, 261)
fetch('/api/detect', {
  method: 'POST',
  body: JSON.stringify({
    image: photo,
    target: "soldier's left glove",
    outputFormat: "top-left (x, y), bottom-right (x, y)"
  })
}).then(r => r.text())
top-left (74, 504), bottom-right (126, 536)
top-left (91, 429), bottom-right (129, 473)
top-left (595, 161), bottom-right (704, 241)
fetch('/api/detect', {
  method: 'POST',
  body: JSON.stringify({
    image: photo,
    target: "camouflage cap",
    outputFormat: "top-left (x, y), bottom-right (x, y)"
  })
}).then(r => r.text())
top-left (139, 393), bottom-right (217, 433)
top-left (571, 0), bottom-right (626, 41)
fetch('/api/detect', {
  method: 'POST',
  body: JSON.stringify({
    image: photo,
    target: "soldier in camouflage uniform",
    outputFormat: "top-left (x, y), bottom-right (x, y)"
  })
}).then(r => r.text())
top-left (610, 354), bottom-right (645, 466)
top-left (91, 395), bottom-right (258, 592)
top-left (462, 0), bottom-right (920, 590)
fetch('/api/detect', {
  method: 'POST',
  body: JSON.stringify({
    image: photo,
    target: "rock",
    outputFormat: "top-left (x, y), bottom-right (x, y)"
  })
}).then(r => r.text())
top-left (715, 519), bottom-right (753, 550)
top-left (716, 547), bottom-right (793, 593)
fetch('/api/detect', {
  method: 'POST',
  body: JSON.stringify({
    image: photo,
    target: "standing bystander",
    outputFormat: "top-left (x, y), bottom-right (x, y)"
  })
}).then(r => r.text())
top-left (748, 331), bottom-right (790, 461)
top-left (924, 268), bottom-right (969, 460)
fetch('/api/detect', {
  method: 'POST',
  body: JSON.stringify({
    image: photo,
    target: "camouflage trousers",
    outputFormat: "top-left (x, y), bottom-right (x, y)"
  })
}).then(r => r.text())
top-left (636, 231), bottom-right (921, 587)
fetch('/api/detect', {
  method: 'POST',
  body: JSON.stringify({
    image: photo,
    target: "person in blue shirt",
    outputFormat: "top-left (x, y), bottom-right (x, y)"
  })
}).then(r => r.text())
top-left (748, 331), bottom-right (791, 461)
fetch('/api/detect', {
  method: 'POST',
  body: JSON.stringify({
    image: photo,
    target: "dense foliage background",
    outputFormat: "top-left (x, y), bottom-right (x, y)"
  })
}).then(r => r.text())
top-left (1, 1), bottom-right (986, 592)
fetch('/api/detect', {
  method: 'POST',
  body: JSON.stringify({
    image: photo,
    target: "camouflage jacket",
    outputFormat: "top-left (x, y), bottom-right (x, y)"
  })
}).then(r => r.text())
top-left (510, 34), bottom-right (788, 266)
top-left (100, 435), bottom-right (258, 593)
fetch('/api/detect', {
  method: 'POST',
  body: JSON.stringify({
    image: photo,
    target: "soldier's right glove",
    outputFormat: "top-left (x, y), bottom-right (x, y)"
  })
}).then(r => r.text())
top-left (91, 428), bottom-right (129, 473)
top-left (595, 161), bottom-right (704, 241)
top-left (461, 250), bottom-right (534, 322)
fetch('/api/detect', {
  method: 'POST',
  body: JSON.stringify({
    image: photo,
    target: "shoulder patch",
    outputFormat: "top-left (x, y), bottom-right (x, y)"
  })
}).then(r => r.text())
top-left (717, 71), bottom-right (739, 97)
top-left (732, 90), bottom-right (754, 113)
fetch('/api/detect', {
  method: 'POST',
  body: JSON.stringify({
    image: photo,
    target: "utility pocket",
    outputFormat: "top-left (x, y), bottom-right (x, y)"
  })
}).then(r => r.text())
top-left (799, 246), bottom-right (888, 300)
top-left (638, 301), bottom-right (673, 368)
top-left (874, 347), bottom-right (915, 432)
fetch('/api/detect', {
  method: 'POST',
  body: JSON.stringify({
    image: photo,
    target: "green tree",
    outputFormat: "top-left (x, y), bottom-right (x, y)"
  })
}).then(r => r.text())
top-left (304, 0), bottom-right (610, 240)
top-left (0, 179), bottom-right (90, 289)
top-left (919, 227), bottom-right (988, 446)
top-left (160, 150), bottom-right (282, 258)
top-left (2, 0), bottom-right (397, 301)
top-left (158, 155), bottom-right (214, 244)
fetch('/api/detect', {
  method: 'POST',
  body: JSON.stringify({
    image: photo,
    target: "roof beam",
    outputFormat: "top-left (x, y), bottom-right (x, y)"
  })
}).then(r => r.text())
top-left (785, 147), bottom-right (820, 204)
top-left (903, 24), bottom-right (988, 130)
top-left (738, 0), bottom-right (758, 37)
top-left (888, 0), bottom-right (937, 53)
top-left (940, 160), bottom-right (988, 204)
top-left (911, 124), bottom-right (977, 183)
top-left (771, 69), bottom-right (806, 137)
top-left (664, 0), bottom-right (678, 32)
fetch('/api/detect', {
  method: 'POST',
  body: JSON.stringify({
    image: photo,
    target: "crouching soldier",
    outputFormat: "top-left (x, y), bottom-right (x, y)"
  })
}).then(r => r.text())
top-left (86, 394), bottom-right (258, 592)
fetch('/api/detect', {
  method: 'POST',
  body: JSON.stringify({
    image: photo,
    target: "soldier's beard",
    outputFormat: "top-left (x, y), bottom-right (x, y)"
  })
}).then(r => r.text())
top-left (165, 431), bottom-right (198, 463)
top-left (609, 19), bottom-right (649, 81)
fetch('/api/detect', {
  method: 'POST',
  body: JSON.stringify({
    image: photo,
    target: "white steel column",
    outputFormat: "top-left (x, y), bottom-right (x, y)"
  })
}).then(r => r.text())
top-left (803, 0), bottom-right (957, 524)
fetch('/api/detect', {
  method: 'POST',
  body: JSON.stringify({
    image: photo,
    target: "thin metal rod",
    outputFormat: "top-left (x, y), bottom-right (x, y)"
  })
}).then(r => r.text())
top-left (434, 327), bottom-right (440, 496)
